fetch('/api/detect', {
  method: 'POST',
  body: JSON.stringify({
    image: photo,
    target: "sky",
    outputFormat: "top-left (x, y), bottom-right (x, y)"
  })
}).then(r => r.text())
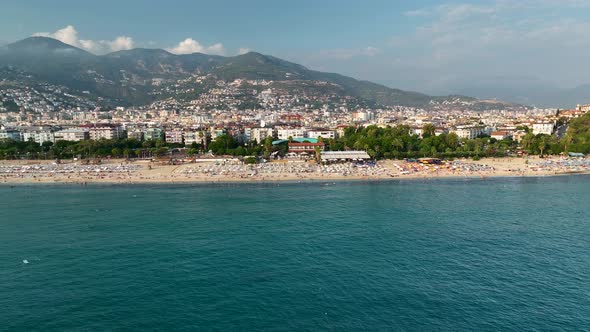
top-left (1, 0), bottom-right (590, 95)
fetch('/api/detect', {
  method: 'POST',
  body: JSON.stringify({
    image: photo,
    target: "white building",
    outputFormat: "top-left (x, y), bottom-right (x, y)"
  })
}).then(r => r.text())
top-left (277, 128), bottom-right (304, 140)
top-left (21, 127), bottom-right (54, 144)
top-left (352, 110), bottom-right (375, 122)
top-left (54, 128), bottom-right (90, 142)
top-left (250, 127), bottom-right (275, 143)
top-left (532, 122), bottom-right (554, 135)
top-left (410, 126), bottom-right (423, 137)
top-left (452, 126), bottom-right (486, 140)
top-left (165, 130), bottom-right (184, 144)
top-left (307, 130), bottom-right (336, 140)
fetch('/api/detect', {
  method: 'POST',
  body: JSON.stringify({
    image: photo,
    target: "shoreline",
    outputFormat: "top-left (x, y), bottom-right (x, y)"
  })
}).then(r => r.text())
top-left (2, 175), bottom-right (589, 188)
top-left (1, 171), bottom-right (588, 186)
top-left (1, 157), bottom-right (588, 185)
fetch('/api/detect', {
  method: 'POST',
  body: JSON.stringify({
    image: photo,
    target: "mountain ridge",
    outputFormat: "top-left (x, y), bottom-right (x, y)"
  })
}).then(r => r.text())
top-left (0, 36), bottom-right (503, 108)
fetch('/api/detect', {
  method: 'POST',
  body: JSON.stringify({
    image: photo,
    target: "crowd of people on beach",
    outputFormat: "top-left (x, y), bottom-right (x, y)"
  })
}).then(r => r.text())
top-left (0, 164), bottom-right (140, 181)
top-left (1, 156), bottom-right (589, 183)
top-left (178, 161), bottom-right (390, 179)
top-left (531, 157), bottom-right (590, 173)
top-left (392, 160), bottom-right (495, 177)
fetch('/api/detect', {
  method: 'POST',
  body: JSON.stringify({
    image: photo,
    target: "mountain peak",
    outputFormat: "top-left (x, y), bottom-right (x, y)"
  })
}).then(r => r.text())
top-left (3, 36), bottom-right (92, 56)
top-left (0, 36), bottom-right (446, 107)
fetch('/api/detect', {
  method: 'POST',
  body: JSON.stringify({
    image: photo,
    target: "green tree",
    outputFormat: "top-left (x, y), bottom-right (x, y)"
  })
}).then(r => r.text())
top-left (446, 132), bottom-right (459, 150)
top-left (422, 123), bottom-right (436, 138)
top-left (314, 146), bottom-right (322, 163)
top-left (521, 133), bottom-right (536, 153)
top-left (111, 148), bottom-right (122, 157)
top-left (263, 136), bottom-right (273, 159)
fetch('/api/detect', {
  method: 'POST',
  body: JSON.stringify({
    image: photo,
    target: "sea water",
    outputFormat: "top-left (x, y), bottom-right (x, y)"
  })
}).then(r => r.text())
top-left (1, 176), bottom-right (590, 330)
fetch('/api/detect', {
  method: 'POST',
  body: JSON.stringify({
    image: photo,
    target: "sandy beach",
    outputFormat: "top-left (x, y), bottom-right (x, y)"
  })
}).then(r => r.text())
top-left (1, 156), bottom-right (589, 185)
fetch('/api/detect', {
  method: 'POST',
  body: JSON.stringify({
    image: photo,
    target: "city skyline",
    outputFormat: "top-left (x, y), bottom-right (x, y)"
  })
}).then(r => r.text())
top-left (2, 0), bottom-right (590, 97)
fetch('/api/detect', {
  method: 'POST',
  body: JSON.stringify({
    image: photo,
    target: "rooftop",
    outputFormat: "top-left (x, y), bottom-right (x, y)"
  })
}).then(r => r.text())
top-left (272, 138), bottom-right (318, 145)
top-left (320, 150), bottom-right (371, 161)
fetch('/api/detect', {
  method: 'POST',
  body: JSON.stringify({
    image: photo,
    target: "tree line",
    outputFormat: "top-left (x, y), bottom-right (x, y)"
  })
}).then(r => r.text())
top-left (1, 113), bottom-right (589, 160)
top-left (325, 124), bottom-right (565, 159)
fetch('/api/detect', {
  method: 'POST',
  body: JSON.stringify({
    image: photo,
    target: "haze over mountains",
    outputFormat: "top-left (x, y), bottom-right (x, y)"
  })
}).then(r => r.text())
top-left (0, 37), bottom-right (439, 107)
top-left (2, 36), bottom-right (580, 109)
top-left (453, 78), bottom-right (590, 109)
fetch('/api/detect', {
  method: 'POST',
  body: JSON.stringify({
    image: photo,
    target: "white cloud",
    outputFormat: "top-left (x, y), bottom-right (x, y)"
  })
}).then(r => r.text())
top-left (33, 25), bottom-right (79, 46)
top-left (237, 47), bottom-right (251, 55)
top-left (291, 0), bottom-right (590, 98)
top-left (33, 25), bottom-right (134, 54)
top-left (109, 36), bottom-right (134, 52)
top-left (32, 26), bottom-right (227, 56)
top-left (167, 38), bottom-right (225, 55)
top-left (384, 0), bottom-right (590, 90)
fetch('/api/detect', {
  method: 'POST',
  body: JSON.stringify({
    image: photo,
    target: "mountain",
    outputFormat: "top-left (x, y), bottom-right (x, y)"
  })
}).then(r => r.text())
top-left (0, 37), bottom-right (478, 107)
top-left (2, 36), bottom-right (92, 55)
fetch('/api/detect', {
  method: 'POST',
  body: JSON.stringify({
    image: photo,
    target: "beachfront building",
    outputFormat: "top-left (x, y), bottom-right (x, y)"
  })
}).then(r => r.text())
top-left (54, 127), bottom-right (90, 142)
top-left (320, 150), bottom-right (371, 162)
top-left (288, 141), bottom-right (325, 154)
top-left (165, 130), bottom-right (184, 144)
top-left (277, 128), bottom-right (305, 140)
top-left (144, 128), bottom-right (165, 141)
top-left (532, 122), bottom-right (554, 135)
top-left (82, 124), bottom-right (125, 140)
top-left (249, 127), bottom-right (275, 143)
top-left (20, 126), bottom-right (55, 144)
top-left (491, 131), bottom-right (511, 140)
top-left (452, 125), bottom-right (486, 139)
top-left (0, 128), bottom-right (22, 141)
top-left (183, 130), bottom-right (209, 146)
top-left (307, 129), bottom-right (336, 140)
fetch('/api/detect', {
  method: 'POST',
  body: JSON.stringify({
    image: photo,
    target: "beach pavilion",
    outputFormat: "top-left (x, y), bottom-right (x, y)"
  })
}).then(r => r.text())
top-left (320, 151), bottom-right (371, 163)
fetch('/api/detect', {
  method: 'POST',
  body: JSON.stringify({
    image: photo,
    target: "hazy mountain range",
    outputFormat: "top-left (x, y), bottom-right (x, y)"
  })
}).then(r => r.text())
top-left (0, 36), bottom-right (532, 109)
top-left (449, 76), bottom-right (590, 109)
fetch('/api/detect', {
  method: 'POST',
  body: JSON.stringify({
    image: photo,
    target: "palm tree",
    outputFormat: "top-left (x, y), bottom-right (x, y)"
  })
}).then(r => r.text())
top-left (521, 133), bottom-right (535, 152)
top-left (422, 123), bottom-right (436, 138)
top-left (539, 135), bottom-right (549, 157)
top-left (564, 134), bottom-right (574, 152)
top-left (314, 146), bottom-right (322, 163)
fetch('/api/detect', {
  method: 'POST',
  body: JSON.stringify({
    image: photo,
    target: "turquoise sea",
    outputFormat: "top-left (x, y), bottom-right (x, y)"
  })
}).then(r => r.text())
top-left (2, 176), bottom-right (590, 331)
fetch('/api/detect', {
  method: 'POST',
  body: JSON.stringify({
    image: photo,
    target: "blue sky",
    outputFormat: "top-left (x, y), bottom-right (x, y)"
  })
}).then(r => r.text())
top-left (2, 0), bottom-right (590, 95)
